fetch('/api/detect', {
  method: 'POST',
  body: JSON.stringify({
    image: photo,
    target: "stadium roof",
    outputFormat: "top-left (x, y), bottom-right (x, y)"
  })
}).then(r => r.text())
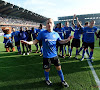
top-left (0, 0), bottom-right (48, 23)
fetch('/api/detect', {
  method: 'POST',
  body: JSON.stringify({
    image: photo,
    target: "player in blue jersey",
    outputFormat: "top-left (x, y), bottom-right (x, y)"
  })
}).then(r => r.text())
top-left (25, 27), bottom-right (32, 53)
top-left (36, 24), bottom-right (45, 56)
top-left (80, 20), bottom-right (98, 63)
top-left (12, 27), bottom-right (21, 54)
top-left (64, 21), bottom-right (74, 56)
top-left (78, 22), bottom-right (90, 61)
top-left (21, 18), bottom-right (73, 88)
top-left (31, 27), bottom-right (39, 53)
top-left (19, 27), bottom-right (29, 55)
top-left (97, 30), bottom-right (100, 47)
top-left (70, 14), bottom-right (83, 59)
top-left (55, 23), bottom-right (65, 58)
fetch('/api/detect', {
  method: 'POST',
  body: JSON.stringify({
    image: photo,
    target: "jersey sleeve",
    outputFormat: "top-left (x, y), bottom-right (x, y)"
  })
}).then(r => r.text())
top-left (70, 27), bottom-right (75, 32)
top-left (36, 31), bottom-right (42, 41)
top-left (56, 32), bottom-right (62, 41)
top-left (94, 27), bottom-right (97, 32)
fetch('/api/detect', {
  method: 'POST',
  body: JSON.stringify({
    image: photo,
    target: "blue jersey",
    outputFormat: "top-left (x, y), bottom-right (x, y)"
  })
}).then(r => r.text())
top-left (55, 28), bottom-right (65, 39)
top-left (64, 26), bottom-right (74, 39)
top-left (31, 29), bottom-right (37, 40)
top-left (19, 31), bottom-right (27, 41)
top-left (12, 31), bottom-right (20, 42)
top-left (37, 30), bottom-right (61, 58)
top-left (3, 34), bottom-right (12, 43)
top-left (36, 28), bottom-right (45, 35)
top-left (83, 26), bottom-right (97, 43)
top-left (74, 26), bottom-right (83, 39)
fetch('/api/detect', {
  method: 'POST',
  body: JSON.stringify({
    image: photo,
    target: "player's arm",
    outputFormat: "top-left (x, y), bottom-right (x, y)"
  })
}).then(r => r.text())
top-left (95, 31), bottom-right (99, 40)
top-left (21, 39), bottom-right (39, 45)
top-left (72, 14), bottom-right (76, 27)
top-left (76, 17), bottom-right (82, 27)
top-left (59, 36), bottom-right (73, 44)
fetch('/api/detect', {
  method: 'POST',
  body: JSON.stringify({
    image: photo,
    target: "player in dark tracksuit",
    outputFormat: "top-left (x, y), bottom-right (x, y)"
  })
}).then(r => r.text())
top-left (97, 30), bottom-right (100, 47)
top-left (25, 27), bottom-right (32, 53)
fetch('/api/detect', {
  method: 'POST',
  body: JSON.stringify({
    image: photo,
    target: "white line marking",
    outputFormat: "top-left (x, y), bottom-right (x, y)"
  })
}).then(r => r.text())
top-left (85, 53), bottom-right (100, 90)
top-left (95, 47), bottom-right (100, 48)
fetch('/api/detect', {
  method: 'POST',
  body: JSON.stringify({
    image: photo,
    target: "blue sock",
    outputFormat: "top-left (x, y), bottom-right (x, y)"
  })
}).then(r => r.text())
top-left (76, 49), bottom-right (78, 55)
top-left (89, 51), bottom-right (93, 59)
top-left (70, 49), bottom-right (72, 56)
top-left (86, 49), bottom-right (89, 56)
top-left (44, 71), bottom-right (49, 81)
top-left (78, 47), bottom-right (83, 53)
top-left (35, 44), bottom-right (38, 50)
top-left (17, 46), bottom-right (21, 52)
top-left (41, 47), bottom-right (43, 54)
top-left (82, 50), bottom-right (85, 58)
top-left (65, 46), bottom-right (67, 54)
top-left (68, 47), bottom-right (71, 54)
top-left (57, 70), bottom-right (64, 82)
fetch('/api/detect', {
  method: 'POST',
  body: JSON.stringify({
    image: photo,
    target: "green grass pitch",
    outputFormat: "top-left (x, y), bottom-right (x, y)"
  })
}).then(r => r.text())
top-left (0, 35), bottom-right (100, 90)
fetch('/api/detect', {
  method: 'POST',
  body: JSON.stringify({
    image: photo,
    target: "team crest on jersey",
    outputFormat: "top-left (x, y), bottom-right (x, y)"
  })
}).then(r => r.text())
top-left (53, 34), bottom-right (56, 38)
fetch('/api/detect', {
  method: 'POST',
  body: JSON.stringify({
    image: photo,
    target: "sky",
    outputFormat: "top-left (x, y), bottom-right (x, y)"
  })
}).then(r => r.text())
top-left (3, 0), bottom-right (100, 21)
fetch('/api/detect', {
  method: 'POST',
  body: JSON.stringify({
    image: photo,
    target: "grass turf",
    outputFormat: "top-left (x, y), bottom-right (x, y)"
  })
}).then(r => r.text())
top-left (0, 35), bottom-right (99, 90)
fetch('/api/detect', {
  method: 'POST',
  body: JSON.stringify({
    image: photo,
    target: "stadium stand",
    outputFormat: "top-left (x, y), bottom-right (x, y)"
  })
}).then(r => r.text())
top-left (0, 0), bottom-right (48, 33)
top-left (55, 13), bottom-right (100, 29)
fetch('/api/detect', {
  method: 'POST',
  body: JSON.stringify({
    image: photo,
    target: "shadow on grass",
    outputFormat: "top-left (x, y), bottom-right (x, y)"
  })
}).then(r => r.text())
top-left (0, 80), bottom-right (64, 90)
top-left (0, 51), bottom-right (100, 89)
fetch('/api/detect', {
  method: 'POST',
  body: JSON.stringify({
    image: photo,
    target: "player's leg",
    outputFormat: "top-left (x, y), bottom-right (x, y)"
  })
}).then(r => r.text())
top-left (80, 42), bottom-right (87, 61)
top-left (43, 58), bottom-right (52, 86)
top-left (22, 43), bottom-right (25, 55)
top-left (69, 39), bottom-right (74, 57)
top-left (75, 48), bottom-right (78, 59)
top-left (25, 44), bottom-right (29, 55)
top-left (35, 43), bottom-right (39, 53)
top-left (99, 38), bottom-right (100, 47)
top-left (53, 56), bottom-right (69, 87)
top-left (10, 43), bottom-right (16, 52)
top-left (89, 43), bottom-right (94, 63)
top-left (55, 66), bottom-right (69, 87)
top-left (28, 45), bottom-right (32, 53)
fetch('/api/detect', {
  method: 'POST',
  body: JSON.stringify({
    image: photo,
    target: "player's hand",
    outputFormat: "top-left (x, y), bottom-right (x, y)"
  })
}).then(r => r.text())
top-left (67, 36), bottom-right (74, 41)
top-left (21, 40), bottom-right (28, 44)
top-left (9, 37), bottom-right (11, 39)
top-left (96, 38), bottom-right (98, 40)
top-left (69, 36), bottom-right (74, 40)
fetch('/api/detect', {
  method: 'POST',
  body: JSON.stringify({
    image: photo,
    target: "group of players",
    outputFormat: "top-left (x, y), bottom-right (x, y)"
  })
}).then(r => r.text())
top-left (54, 14), bottom-right (100, 63)
top-left (2, 15), bottom-right (100, 88)
top-left (3, 24), bottom-right (45, 56)
top-left (3, 14), bottom-right (100, 62)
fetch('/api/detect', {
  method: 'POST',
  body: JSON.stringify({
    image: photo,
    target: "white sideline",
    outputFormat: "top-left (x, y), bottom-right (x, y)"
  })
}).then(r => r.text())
top-left (85, 53), bottom-right (100, 90)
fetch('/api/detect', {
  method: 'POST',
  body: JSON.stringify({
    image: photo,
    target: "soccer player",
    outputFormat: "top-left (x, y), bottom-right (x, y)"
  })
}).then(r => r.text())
top-left (55, 23), bottom-right (65, 58)
top-left (12, 27), bottom-right (21, 54)
top-left (70, 14), bottom-right (83, 59)
top-left (36, 24), bottom-right (45, 56)
top-left (63, 21), bottom-right (74, 56)
top-left (97, 30), bottom-right (100, 47)
top-left (80, 20), bottom-right (98, 63)
top-left (78, 22), bottom-right (89, 55)
top-left (21, 18), bottom-right (73, 87)
top-left (25, 27), bottom-right (32, 53)
top-left (31, 27), bottom-right (39, 53)
top-left (19, 27), bottom-right (29, 55)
